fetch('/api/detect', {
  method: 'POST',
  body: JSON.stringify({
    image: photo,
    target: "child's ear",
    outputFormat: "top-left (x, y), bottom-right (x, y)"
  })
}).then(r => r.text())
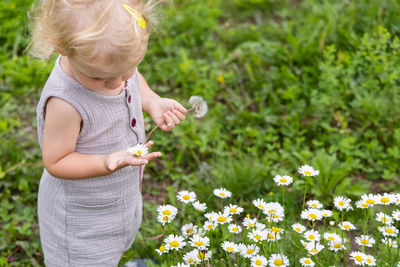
top-left (55, 47), bottom-right (67, 56)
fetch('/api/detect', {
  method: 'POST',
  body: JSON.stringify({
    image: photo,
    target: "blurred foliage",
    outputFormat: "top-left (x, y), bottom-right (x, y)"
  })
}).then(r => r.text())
top-left (1, 0), bottom-right (400, 265)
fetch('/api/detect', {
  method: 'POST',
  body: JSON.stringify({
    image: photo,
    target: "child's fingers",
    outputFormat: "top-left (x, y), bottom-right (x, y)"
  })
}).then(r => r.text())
top-left (162, 113), bottom-right (174, 130)
top-left (166, 110), bottom-right (181, 125)
top-left (144, 141), bottom-right (154, 148)
top-left (173, 102), bottom-right (187, 114)
top-left (172, 109), bottom-right (186, 121)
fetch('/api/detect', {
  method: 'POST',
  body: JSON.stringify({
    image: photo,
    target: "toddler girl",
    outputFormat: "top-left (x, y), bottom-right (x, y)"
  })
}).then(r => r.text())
top-left (30, 0), bottom-right (186, 266)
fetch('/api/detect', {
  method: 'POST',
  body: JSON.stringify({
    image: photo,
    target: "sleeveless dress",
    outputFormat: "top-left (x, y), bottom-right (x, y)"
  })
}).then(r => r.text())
top-left (36, 56), bottom-right (145, 267)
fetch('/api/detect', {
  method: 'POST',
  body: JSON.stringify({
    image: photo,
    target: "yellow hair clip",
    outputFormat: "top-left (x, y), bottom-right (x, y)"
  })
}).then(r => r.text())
top-left (122, 4), bottom-right (146, 29)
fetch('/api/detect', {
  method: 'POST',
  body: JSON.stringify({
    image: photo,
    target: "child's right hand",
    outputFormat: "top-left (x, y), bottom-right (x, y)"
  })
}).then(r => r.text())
top-left (105, 141), bottom-right (161, 172)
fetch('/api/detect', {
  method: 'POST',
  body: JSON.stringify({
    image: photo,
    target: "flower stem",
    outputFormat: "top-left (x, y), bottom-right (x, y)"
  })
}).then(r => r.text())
top-left (302, 179), bottom-right (308, 211)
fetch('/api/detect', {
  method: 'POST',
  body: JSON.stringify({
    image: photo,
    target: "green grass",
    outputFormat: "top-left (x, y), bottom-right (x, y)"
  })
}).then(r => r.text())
top-left (1, 0), bottom-right (400, 266)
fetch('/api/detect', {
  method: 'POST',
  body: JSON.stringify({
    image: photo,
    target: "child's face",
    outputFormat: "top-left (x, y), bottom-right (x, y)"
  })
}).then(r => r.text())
top-left (67, 57), bottom-right (136, 96)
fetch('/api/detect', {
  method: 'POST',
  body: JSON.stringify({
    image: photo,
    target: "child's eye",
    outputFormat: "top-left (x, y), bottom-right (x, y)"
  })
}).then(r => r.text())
top-left (93, 77), bottom-right (104, 81)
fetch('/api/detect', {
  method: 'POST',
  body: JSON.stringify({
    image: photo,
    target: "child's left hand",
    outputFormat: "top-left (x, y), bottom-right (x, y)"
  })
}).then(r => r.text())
top-left (149, 98), bottom-right (187, 131)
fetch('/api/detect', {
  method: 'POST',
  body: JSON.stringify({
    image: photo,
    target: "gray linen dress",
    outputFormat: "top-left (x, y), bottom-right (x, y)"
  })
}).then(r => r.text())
top-left (36, 56), bottom-right (145, 267)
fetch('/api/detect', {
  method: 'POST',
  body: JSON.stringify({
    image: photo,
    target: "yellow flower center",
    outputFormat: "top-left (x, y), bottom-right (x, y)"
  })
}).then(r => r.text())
top-left (328, 236), bottom-right (335, 241)
top-left (361, 203), bottom-right (369, 208)
top-left (382, 217), bottom-right (388, 222)
top-left (207, 224), bottom-right (213, 229)
top-left (309, 214), bottom-right (317, 220)
top-left (280, 178), bottom-right (287, 183)
top-left (367, 259), bottom-right (372, 263)
top-left (194, 241), bottom-right (204, 246)
top-left (295, 227), bottom-right (301, 232)
top-left (388, 243), bottom-right (393, 247)
top-left (344, 225), bottom-right (351, 229)
top-left (232, 227), bottom-right (238, 232)
top-left (229, 208), bottom-right (237, 213)
top-left (309, 235), bottom-right (315, 240)
top-left (273, 214), bottom-right (279, 218)
top-left (137, 150), bottom-right (142, 155)
top-left (163, 216), bottom-right (168, 221)
top-left (227, 247), bottom-right (234, 252)
top-left (311, 204), bottom-right (317, 207)
top-left (274, 259), bottom-right (283, 265)
top-left (219, 192), bottom-right (226, 197)
top-left (355, 255), bottom-right (363, 262)
top-left (170, 241), bottom-right (179, 247)
top-left (183, 195), bottom-right (190, 200)
top-left (247, 249), bottom-right (254, 254)
top-left (339, 201), bottom-right (345, 206)
top-left (366, 199), bottom-right (375, 204)
top-left (304, 171), bottom-right (312, 175)
top-left (162, 210), bottom-right (171, 215)
top-left (188, 259), bottom-right (193, 263)
top-left (361, 239), bottom-right (369, 244)
top-left (268, 209), bottom-right (276, 214)
top-left (381, 197), bottom-right (390, 203)
top-left (198, 252), bottom-right (206, 259)
top-left (217, 216), bottom-right (227, 223)
top-left (255, 260), bottom-right (262, 265)
top-left (159, 245), bottom-right (166, 252)
top-left (271, 227), bottom-right (280, 233)
top-left (258, 205), bottom-right (265, 209)
top-left (304, 259), bottom-right (311, 264)
top-left (334, 243), bottom-right (342, 248)
top-left (311, 249), bottom-right (318, 253)
top-left (386, 228), bottom-right (394, 234)
top-left (267, 233), bottom-right (275, 239)
top-left (254, 235), bottom-right (261, 240)
top-left (186, 229), bottom-right (193, 234)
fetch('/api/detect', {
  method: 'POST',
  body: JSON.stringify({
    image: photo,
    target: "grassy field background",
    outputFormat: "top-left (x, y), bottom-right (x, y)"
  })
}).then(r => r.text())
top-left (1, 0), bottom-right (400, 265)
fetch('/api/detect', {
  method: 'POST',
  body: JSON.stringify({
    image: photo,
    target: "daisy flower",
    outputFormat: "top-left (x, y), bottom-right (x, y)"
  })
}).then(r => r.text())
top-left (301, 208), bottom-right (323, 221)
top-left (251, 255), bottom-right (268, 267)
top-left (306, 200), bottom-right (323, 209)
top-left (238, 243), bottom-right (259, 258)
top-left (195, 250), bottom-right (212, 262)
top-left (157, 204), bottom-right (178, 217)
top-left (252, 198), bottom-right (268, 210)
top-left (183, 250), bottom-right (198, 265)
top-left (181, 223), bottom-right (196, 237)
top-left (268, 253), bottom-right (290, 267)
top-left (334, 196), bottom-right (353, 211)
top-left (155, 244), bottom-right (169, 255)
top-left (377, 193), bottom-right (394, 205)
top-left (177, 190), bottom-right (196, 204)
top-left (355, 235), bottom-right (375, 248)
top-left (304, 230), bottom-right (321, 242)
top-left (243, 217), bottom-right (257, 228)
top-left (266, 230), bottom-right (282, 242)
top-left (248, 229), bottom-right (267, 242)
top-left (189, 95), bottom-right (208, 118)
top-left (157, 214), bottom-right (175, 225)
top-left (375, 212), bottom-right (393, 225)
top-left (263, 202), bottom-right (285, 216)
top-left (356, 200), bottom-right (370, 209)
top-left (127, 143), bottom-right (148, 156)
top-left (192, 201), bottom-right (207, 212)
top-left (222, 241), bottom-right (238, 253)
top-left (339, 221), bottom-right (356, 231)
top-left (273, 175), bottom-right (293, 186)
top-left (382, 237), bottom-right (398, 248)
top-left (321, 209), bottom-right (333, 218)
top-left (255, 222), bottom-right (266, 231)
top-left (360, 193), bottom-right (378, 207)
top-left (323, 232), bottom-right (342, 243)
top-left (204, 211), bottom-right (218, 221)
top-left (213, 211), bottom-right (232, 225)
top-left (292, 223), bottom-right (306, 233)
top-left (203, 221), bottom-right (216, 231)
top-left (298, 165), bottom-right (319, 176)
top-left (364, 254), bottom-right (376, 266)
top-left (379, 225), bottom-right (399, 237)
top-left (306, 242), bottom-right (324, 255)
top-left (329, 241), bottom-right (346, 252)
top-left (350, 251), bottom-right (367, 266)
top-left (392, 210), bottom-right (400, 221)
top-left (299, 257), bottom-right (315, 267)
top-left (224, 204), bottom-right (244, 215)
top-left (164, 234), bottom-right (186, 251)
top-left (189, 235), bottom-right (210, 250)
top-left (228, 224), bottom-right (242, 234)
top-left (213, 188), bottom-right (231, 199)
top-left (171, 263), bottom-right (190, 267)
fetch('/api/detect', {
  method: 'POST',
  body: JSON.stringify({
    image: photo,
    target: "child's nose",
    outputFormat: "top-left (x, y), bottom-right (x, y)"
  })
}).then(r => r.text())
top-left (106, 77), bottom-right (122, 89)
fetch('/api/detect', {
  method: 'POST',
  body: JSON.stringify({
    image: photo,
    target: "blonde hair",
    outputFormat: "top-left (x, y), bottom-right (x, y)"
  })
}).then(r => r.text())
top-left (29, 0), bottom-right (158, 76)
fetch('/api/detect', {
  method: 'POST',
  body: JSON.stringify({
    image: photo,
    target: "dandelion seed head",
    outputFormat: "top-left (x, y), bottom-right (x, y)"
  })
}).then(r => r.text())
top-left (189, 96), bottom-right (208, 118)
